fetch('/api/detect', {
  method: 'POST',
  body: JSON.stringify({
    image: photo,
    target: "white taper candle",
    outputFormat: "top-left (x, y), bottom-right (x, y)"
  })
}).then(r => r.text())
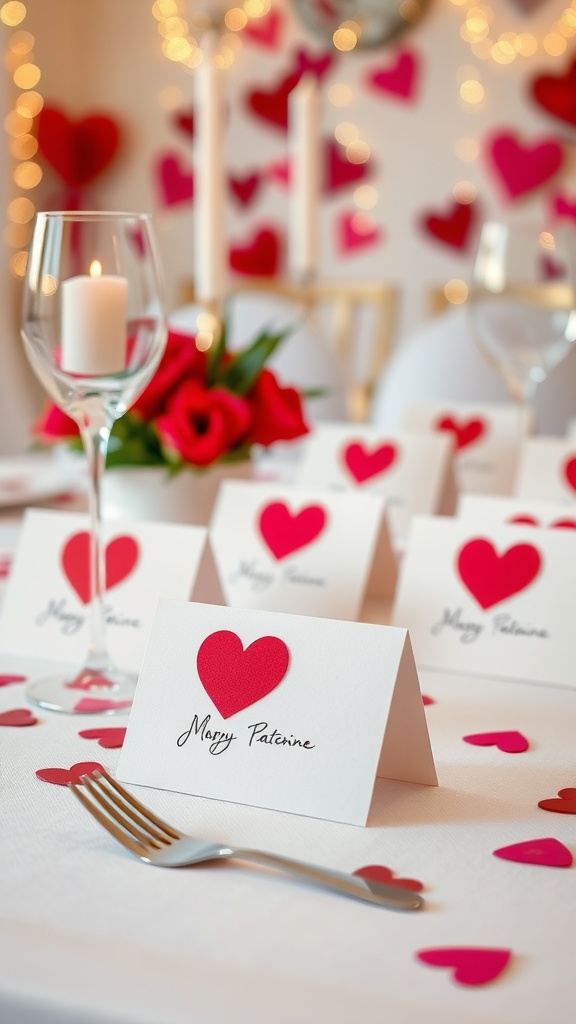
top-left (288, 73), bottom-right (320, 282)
top-left (193, 32), bottom-right (226, 305)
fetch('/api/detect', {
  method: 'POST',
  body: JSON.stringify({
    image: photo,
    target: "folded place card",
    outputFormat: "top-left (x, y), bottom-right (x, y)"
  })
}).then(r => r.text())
top-left (403, 401), bottom-right (532, 496)
top-left (295, 423), bottom-right (456, 545)
top-left (515, 437), bottom-right (576, 503)
top-left (392, 515), bottom-right (576, 688)
top-left (208, 479), bottom-right (397, 619)
top-left (0, 509), bottom-right (207, 671)
top-left (458, 493), bottom-right (576, 531)
top-left (117, 600), bottom-right (437, 825)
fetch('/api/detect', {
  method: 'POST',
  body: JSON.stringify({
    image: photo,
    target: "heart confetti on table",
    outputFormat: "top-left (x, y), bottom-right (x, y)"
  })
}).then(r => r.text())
top-left (79, 727), bottom-right (127, 749)
top-left (61, 531), bottom-right (139, 605)
top-left (0, 673), bottom-right (27, 686)
top-left (456, 538), bottom-right (542, 610)
top-left (421, 198), bottom-right (476, 251)
top-left (0, 708), bottom-right (38, 727)
top-left (73, 697), bottom-right (132, 713)
top-left (463, 730), bottom-right (529, 753)
top-left (229, 226), bottom-right (282, 276)
top-left (155, 154), bottom-right (194, 207)
top-left (530, 58), bottom-right (576, 128)
top-left (493, 837), bottom-right (572, 867)
top-left (258, 501), bottom-right (327, 560)
top-left (366, 49), bottom-right (419, 101)
top-left (196, 630), bottom-right (290, 719)
top-left (342, 441), bottom-right (398, 483)
top-left (562, 455), bottom-right (576, 492)
top-left (353, 864), bottom-right (424, 892)
top-left (416, 947), bottom-right (512, 986)
top-left (435, 415), bottom-right (485, 450)
top-left (508, 514), bottom-right (576, 530)
top-left (486, 131), bottom-right (564, 200)
top-left (538, 788), bottom-right (576, 814)
top-left (422, 694), bottom-right (435, 706)
top-left (36, 761), bottom-right (104, 786)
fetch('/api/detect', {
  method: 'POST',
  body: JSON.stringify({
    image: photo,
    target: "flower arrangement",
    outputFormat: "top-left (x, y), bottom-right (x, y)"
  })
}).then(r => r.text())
top-left (34, 324), bottom-right (310, 471)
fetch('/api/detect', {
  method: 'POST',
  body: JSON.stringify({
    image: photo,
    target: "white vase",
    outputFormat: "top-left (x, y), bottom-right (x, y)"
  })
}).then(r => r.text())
top-left (102, 459), bottom-right (252, 526)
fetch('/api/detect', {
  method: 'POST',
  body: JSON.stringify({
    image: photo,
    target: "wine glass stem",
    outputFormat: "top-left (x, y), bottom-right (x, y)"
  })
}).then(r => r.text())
top-left (79, 417), bottom-right (112, 673)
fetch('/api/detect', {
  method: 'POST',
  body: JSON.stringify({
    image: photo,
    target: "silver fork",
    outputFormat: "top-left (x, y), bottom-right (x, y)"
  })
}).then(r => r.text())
top-left (69, 768), bottom-right (423, 911)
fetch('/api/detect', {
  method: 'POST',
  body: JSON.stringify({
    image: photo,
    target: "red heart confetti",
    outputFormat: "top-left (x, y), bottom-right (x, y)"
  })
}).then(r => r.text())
top-left (0, 673), bottom-right (27, 687)
top-left (421, 199), bottom-right (476, 251)
top-left (259, 502), bottom-right (327, 560)
top-left (0, 708), bottom-right (38, 727)
top-left (457, 538), bottom-right (541, 610)
top-left (197, 630), bottom-right (290, 719)
top-left (416, 947), bottom-right (512, 986)
top-left (353, 864), bottom-right (424, 892)
top-left (435, 415), bottom-right (485, 450)
top-left (61, 532), bottom-right (139, 605)
top-left (538, 788), bottom-right (576, 814)
top-left (342, 441), bottom-right (397, 483)
top-left (36, 761), bottom-right (104, 786)
top-left (551, 518), bottom-right (576, 529)
top-left (229, 226), bottom-right (282, 276)
top-left (508, 514), bottom-right (540, 526)
top-left (155, 153), bottom-right (194, 207)
top-left (422, 694), bottom-right (435, 706)
top-left (367, 49), bottom-right (418, 101)
top-left (531, 58), bottom-right (576, 128)
top-left (563, 455), bottom-right (576, 492)
top-left (79, 727), bottom-right (127, 749)
top-left (338, 211), bottom-right (382, 254)
top-left (493, 837), bottom-right (572, 867)
top-left (486, 131), bottom-right (563, 201)
top-left (463, 730), bottom-right (529, 753)
top-left (73, 697), bottom-right (132, 713)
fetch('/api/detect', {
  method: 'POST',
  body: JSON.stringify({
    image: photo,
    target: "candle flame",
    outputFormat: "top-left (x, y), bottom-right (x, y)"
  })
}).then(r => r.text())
top-left (89, 259), bottom-right (102, 278)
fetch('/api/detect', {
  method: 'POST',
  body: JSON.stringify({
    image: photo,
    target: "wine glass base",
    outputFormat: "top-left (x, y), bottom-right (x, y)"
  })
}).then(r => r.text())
top-left (26, 665), bottom-right (137, 714)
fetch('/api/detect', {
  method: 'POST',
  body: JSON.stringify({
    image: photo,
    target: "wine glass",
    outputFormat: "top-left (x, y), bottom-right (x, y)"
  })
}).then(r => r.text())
top-left (467, 220), bottom-right (576, 405)
top-left (21, 211), bottom-right (167, 713)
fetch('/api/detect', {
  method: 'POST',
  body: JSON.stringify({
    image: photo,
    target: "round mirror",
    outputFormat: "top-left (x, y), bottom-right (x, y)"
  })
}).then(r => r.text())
top-left (290, 0), bottom-right (432, 49)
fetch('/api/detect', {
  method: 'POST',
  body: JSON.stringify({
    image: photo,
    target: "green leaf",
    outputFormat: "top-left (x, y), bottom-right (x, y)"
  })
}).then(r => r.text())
top-left (206, 313), bottom-right (229, 387)
top-left (216, 326), bottom-right (291, 396)
top-left (105, 414), bottom-right (165, 468)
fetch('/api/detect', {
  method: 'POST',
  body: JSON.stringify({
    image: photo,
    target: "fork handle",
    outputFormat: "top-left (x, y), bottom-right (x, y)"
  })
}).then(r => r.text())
top-left (228, 848), bottom-right (423, 910)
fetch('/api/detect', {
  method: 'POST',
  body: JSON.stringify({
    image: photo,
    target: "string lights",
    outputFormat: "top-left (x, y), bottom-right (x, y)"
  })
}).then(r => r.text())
top-left (151, 0), bottom-right (272, 69)
top-left (451, 0), bottom-right (576, 63)
top-left (2, 0), bottom-right (43, 278)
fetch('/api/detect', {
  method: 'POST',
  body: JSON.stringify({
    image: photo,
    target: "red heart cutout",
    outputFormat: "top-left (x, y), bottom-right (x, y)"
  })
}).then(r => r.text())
top-left (0, 673), bottom-right (26, 686)
top-left (173, 107), bottom-right (194, 137)
top-left (73, 697), bottom-right (131, 713)
top-left (553, 192), bottom-right (576, 221)
top-left (457, 538), bottom-right (541, 610)
top-left (259, 501), bottom-right (327, 560)
top-left (486, 131), bottom-right (563, 200)
top-left (229, 226), bottom-right (282, 276)
top-left (266, 158), bottom-right (290, 187)
top-left (61, 532), bottom-right (139, 605)
top-left (538, 787), bottom-right (576, 813)
top-left (246, 71), bottom-right (300, 130)
top-left (343, 441), bottom-right (397, 483)
top-left (416, 947), bottom-right (512, 986)
top-left (0, 554), bottom-right (11, 579)
top-left (367, 50), bottom-right (418, 101)
top-left (36, 761), bottom-right (104, 786)
top-left (338, 211), bottom-right (382, 254)
top-left (508, 514), bottom-right (540, 526)
top-left (37, 106), bottom-right (120, 187)
top-left (79, 727), bottom-right (127, 749)
top-left (551, 518), bottom-right (576, 529)
top-left (156, 154), bottom-right (194, 207)
top-left (563, 455), bottom-right (576, 492)
top-left (531, 58), bottom-right (576, 128)
top-left (243, 9), bottom-right (283, 48)
top-left (295, 48), bottom-right (335, 82)
top-left (353, 864), bottom-right (424, 892)
top-left (436, 415), bottom-right (485, 450)
top-left (324, 140), bottom-right (371, 194)
top-left (422, 694), bottom-right (435, 706)
top-left (197, 630), bottom-right (290, 719)
top-left (493, 837), bottom-right (572, 867)
top-left (508, 514), bottom-right (576, 530)
top-left (463, 730), bottom-right (529, 753)
top-left (422, 200), bottom-right (476, 251)
top-left (229, 172), bottom-right (261, 207)
top-left (0, 708), bottom-right (37, 727)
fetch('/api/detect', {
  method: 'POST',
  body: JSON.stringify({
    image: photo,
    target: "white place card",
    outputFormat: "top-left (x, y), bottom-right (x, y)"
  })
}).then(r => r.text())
top-left (458, 493), bottom-right (576, 531)
top-left (295, 423), bottom-right (456, 545)
top-left (117, 600), bottom-right (437, 825)
top-left (404, 401), bottom-right (532, 495)
top-left (392, 515), bottom-right (576, 688)
top-left (209, 480), bottom-right (397, 619)
top-left (0, 509), bottom-right (207, 671)
top-left (515, 437), bottom-right (576, 503)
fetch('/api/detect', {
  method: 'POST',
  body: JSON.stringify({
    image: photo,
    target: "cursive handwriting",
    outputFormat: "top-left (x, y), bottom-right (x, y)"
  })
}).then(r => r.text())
top-left (431, 606), bottom-right (549, 645)
top-left (36, 598), bottom-right (140, 636)
top-left (177, 713), bottom-right (237, 755)
top-left (247, 721), bottom-right (315, 749)
top-left (228, 559), bottom-right (326, 592)
top-left (431, 607), bottom-right (484, 644)
top-left (492, 614), bottom-right (549, 640)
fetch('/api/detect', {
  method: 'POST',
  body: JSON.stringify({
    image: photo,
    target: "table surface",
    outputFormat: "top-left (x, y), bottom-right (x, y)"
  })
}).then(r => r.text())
top-left (1, 505), bottom-right (575, 1024)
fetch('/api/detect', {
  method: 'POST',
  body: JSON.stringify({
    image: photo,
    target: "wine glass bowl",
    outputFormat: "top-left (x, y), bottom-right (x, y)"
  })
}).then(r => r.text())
top-left (21, 211), bottom-right (167, 713)
top-left (467, 221), bottom-right (576, 404)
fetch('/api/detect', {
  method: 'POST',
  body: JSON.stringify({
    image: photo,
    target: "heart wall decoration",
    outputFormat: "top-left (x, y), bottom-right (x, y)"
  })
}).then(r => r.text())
top-left (530, 58), bottom-right (576, 129)
top-left (366, 49), bottom-right (420, 103)
top-left (229, 226), bottom-right (283, 276)
top-left (420, 198), bottom-right (477, 251)
top-left (36, 106), bottom-right (121, 189)
top-left (485, 131), bottom-right (564, 201)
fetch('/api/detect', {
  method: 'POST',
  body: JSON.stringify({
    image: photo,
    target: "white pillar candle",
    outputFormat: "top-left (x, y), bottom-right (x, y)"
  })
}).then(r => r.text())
top-left (288, 73), bottom-right (320, 282)
top-left (61, 262), bottom-right (128, 374)
top-left (193, 32), bottom-right (226, 305)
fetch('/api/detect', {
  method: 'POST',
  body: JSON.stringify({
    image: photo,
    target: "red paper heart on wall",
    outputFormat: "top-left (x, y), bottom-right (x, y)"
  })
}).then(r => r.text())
top-left (294, 48), bottom-right (335, 81)
top-left (156, 154), bottom-right (194, 207)
top-left (338, 211), bottom-right (382, 253)
top-left (324, 140), bottom-right (371, 194)
top-left (229, 227), bottom-right (282, 276)
top-left (229, 172), bottom-right (261, 207)
top-left (367, 50), bottom-right (418, 101)
top-left (173, 108), bottom-right (194, 137)
top-left (422, 200), bottom-right (476, 251)
top-left (37, 106), bottom-right (120, 188)
top-left (243, 8), bottom-right (283, 48)
top-left (259, 502), bottom-right (327, 560)
top-left (246, 71), bottom-right (300, 130)
top-left (531, 59), bottom-right (576, 128)
top-left (196, 630), bottom-right (290, 718)
top-left (61, 532), bottom-right (139, 605)
top-left (552, 192), bottom-right (576, 221)
top-left (457, 538), bottom-right (541, 609)
top-left (486, 131), bottom-right (564, 200)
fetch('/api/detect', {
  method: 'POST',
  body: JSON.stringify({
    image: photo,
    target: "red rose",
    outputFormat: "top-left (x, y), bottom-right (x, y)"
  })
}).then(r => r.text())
top-left (156, 380), bottom-right (252, 468)
top-left (33, 402), bottom-right (79, 441)
top-left (247, 368), bottom-right (309, 447)
top-left (133, 329), bottom-right (207, 420)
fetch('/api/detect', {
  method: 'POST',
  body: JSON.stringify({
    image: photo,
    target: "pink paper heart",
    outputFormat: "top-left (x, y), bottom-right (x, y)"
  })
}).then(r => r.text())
top-left (197, 630), bottom-right (290, 719)
top-left (79, 726), bottom-right (127, 749)
top-left (416, 947), bottom-right (512, 986)
top-left (486, 131), bottom-right (564, 200)
top-left (243, 8), bottom-right (283, 48)
top-left (342, 441), bottom-right (398, 483)
top-left (338, 211), bottom-right (382, 254)
top-left (0, 673), bottom-right (27, 686)
top-left (156, 153), bottom-right (194, 207)
top-left (73, 697), bottom-right (131, 713)
top-left (367, 50), bottom-right (418, 101)
top-left (36, 761), bottom-right (104, 786)
top-left (463, 730), bottom-right (529, 753)
top-left (0, 708), bottom-right (37, 727)
top-left (457, 538), bottom-right (541, 609)
top-left (493, 837), bottom-right (572, 867)
top-left (324, 140), bottom-right (371, 194)
top-left (353, 864), bottom-right (424, 892)
top-left (259, 501), bottom-right (327, 560)
top-left (266, 158), bottom-right (290, 187)
top-left (61, 532), bottom-right (139, 605)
